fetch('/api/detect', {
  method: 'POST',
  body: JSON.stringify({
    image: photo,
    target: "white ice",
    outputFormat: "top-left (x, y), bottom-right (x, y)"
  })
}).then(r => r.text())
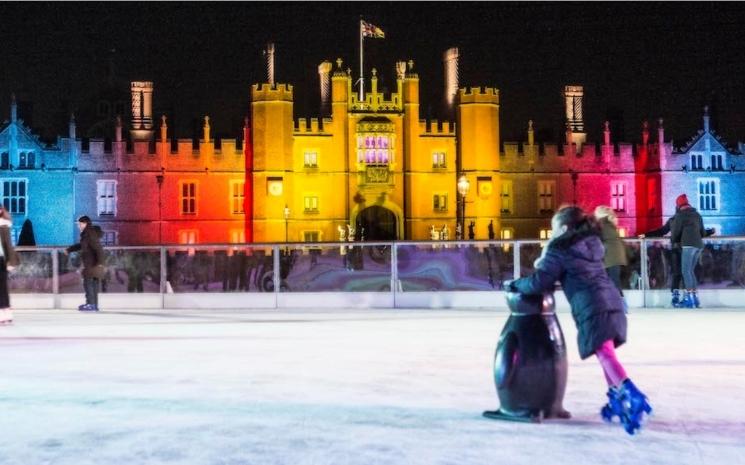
top-left (1, 308), bottom-right (744, 465)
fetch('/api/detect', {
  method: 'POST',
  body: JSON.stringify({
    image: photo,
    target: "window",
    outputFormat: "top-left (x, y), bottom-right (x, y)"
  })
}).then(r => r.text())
top-left (697, 178), bottom-right (720, 211)
top-left (97, 180), bottom-right (117, 216)
top-left (357, 134), bottom-right (392, 164)
top-left (1, 153), bottom-right (8, 170)
top-left (230, 180), bottom-right (245, 214)
top-left (101, 230), bottom-right (118, 246)
top-left (537, 181), bottom-right (555, 213)
top-left (267, 177), bottom-right (283, 196)
top-left (180, 182), bottom-right (197, 215)
top-left (432, 152), bottom-right (446, 169)
top-left (178, 230), bottom-right (198, 244)
top-left (433, 193), bottom-right (448, 212)
top-left (711, 154), bottom-right (724, 171)
top-left (10, 227), bottom-right (20, 245)
top-left (611, 182), bottom-right (626, 212)
top-left (691, 154), bottom-right (703, 170)
top-left (1, 179), bottom-right (27, 215)
top-left (229, 229), bottom-right (245, 244)
top-left (19, 152), bottom-right (33, 169)
top-left (303, 231), bottom-right (320, 242)
top-left (304, 196), bottom-right (319, 213)
top-left (304, 151), bottom-right (318, 168)
top-left (539, 228), bottom-right (553, 240)
top-left (501, 181), bottom-right (513, 213)
top-left (500, 228), bottom-right (514, 240)
top-left (618, 228), bottom-right (628, 238)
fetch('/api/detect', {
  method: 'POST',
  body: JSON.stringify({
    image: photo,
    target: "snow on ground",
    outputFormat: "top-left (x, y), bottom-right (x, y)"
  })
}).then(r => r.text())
top-left (1, 308), bottom-right (744, 465)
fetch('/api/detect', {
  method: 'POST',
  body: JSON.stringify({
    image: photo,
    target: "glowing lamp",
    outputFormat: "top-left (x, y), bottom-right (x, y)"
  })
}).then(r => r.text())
top-left (457, 175), bottom-right (470, 197)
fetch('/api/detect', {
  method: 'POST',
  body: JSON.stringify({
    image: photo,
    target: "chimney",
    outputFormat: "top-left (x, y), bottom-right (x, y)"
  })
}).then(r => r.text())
top-left (115, 115), bottom-right (122, 142)
top-left (564, 85), bottom-right (584, 132)
top-left (10, 93), bottom-right (17, 122)
top-left (565, 121), bottom-right (573, 145)
top-left (642, 121), bottom-right (649, 146)
top-left (203, 116), bottom-right (210, 142)
top-left (703, 105), bottom-right (710, 132)
top-left (160, 115), bottom-right (167, 143)
top-left (69, 113), bottom-right (76, 140)
top-left (265, 43), bottom-right (275, 86)
top-left (443, 47), bottom-right (459, 113)
top-left (657, 118), bottom-right (665, 158)
top-left (603, 121), bottom-right (611, 145)
top-left (318, 61), bottom-right (333, 116)
top-left (130, 81), bottom-right (155, 140)
top-left (527, 120), bottom-right (534, 146)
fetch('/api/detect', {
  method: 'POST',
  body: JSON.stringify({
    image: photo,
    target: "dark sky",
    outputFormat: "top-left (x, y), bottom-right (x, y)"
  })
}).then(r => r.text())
top-left (2, 2), bottom-right (745, 147)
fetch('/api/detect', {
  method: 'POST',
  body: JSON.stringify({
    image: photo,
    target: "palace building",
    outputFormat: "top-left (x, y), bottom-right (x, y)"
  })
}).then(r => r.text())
top-left (2, 52), bottom-right (745, 246)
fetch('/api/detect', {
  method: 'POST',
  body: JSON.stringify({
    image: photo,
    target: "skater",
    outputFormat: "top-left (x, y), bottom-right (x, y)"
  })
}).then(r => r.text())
top-left (0, 206), bottom-right (20, 325)
top-left (505, 206), bottom-right (652, 435)
top-left (640, 196), bottom-right (713, 307)
top-left (64, 216), bottom-right (105, 311)
top-left (594, 206), bottom-right (628, 312)
top-left (670, 194), bottom-right (708, 308)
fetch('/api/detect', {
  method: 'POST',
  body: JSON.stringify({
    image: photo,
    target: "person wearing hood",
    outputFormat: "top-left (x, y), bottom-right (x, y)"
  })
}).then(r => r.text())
top-left (0, 206), bottom-right (20, 325)
top-left (670, 194), bottom-right (708, 308)
top-left (505, 206), bottom-right (651, 435)
top-left (64, 215), bottom-right (105, 311)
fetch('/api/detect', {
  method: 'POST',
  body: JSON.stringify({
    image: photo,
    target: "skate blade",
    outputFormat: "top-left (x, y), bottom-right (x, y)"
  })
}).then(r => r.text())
top-left (483, 410), bottom-right (542, 423)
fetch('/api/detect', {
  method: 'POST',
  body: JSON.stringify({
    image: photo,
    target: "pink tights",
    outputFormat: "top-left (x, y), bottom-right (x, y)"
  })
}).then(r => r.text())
top-left (595, 339), bottom-right (628, 387)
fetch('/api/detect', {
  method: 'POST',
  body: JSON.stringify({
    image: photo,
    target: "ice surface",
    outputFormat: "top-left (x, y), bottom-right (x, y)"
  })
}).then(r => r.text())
top-left (1, 308), bottom-right (744, 465)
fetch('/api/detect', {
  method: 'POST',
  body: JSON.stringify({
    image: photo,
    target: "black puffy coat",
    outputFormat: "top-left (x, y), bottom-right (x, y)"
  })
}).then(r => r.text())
top-left (67, 225), bottom-right (106, 279)
top-left (671, 206), bottom-right (706, 249)
top-left (511, 228), bottom-right (627, 359)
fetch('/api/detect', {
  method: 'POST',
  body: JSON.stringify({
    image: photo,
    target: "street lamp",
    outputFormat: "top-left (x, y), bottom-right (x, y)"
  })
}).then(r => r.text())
top-left (457, 174), bottom-right (470, 240)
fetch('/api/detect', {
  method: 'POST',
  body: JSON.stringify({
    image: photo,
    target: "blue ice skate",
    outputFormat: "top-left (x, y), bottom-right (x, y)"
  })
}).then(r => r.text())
top-left (671, 290), bottom-right (681, 308)
top-left (600, 387), bottom-right (623, 423)
top-left (691, 291), bottom-right (700, 309)
top-left (617, 379), bottom-right (653, 435)
top-left (679, 291), bottom-right (695, 309)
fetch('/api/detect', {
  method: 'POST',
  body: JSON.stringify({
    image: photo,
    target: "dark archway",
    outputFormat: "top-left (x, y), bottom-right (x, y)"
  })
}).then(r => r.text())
top-left (357, 206), bottom-right (397, 241)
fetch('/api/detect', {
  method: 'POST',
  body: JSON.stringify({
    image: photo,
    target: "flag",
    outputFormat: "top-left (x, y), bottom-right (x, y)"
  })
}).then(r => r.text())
top-left (361, 20), bottom-right (385, 39)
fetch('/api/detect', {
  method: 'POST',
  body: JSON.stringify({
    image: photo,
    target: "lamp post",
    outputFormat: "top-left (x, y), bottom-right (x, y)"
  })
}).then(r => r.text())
top-left (283, 204), bottom-right (290, 246)
top-left (457, 174), bottom-right (470, 240)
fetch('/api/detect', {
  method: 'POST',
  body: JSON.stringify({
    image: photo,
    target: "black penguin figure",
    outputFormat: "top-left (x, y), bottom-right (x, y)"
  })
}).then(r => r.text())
top-left (483, 292), bottom-right (570, 422)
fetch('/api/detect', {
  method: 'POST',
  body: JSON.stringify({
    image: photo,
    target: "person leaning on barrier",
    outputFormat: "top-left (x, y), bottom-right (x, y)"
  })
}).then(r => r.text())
top-left (638, 196), bottom-right (714, 308)
top-left (0, 205), bottom-right (20, 325)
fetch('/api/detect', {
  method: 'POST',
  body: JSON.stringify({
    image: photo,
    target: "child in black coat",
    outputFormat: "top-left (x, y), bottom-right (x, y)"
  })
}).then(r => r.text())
top-left (506, 206), bottom-right (652, 435)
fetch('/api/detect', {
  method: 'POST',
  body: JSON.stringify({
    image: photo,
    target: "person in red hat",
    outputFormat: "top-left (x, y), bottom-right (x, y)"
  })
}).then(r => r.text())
top-left (671, 194), bottom-right (708, 308)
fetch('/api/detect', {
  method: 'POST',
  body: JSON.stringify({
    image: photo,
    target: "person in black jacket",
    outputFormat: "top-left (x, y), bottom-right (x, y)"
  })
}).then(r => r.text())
top-left (640, 200), bottom-right (713, 307)
top-left (64, 216), bottom-right (105, 311)
top-left (505, 206), bottom-right (651, 435)
top-left (670, 194), bottom-right (708, 308)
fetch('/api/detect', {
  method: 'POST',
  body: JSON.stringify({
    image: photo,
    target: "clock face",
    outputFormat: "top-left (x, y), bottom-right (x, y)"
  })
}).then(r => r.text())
top-left (267, 180), bottom-right (283, 196)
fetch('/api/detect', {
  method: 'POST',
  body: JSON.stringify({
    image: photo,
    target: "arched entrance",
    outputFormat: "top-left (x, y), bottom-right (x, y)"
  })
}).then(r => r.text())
top-left (357, 206), bottom-right (397, 241)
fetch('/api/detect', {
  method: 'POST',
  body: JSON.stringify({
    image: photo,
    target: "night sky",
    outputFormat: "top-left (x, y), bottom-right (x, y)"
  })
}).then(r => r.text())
top-left (3, 2), bottom-right (745, 147)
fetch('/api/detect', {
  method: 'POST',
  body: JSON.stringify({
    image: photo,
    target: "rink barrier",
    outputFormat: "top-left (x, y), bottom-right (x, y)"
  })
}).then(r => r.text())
top-left (8, 237), bottom-right (745, 309)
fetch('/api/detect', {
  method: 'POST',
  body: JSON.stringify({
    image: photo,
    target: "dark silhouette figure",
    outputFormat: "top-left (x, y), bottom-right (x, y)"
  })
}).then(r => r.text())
top-left (488, 220), bottom-right (495, 240)
top-left (17, 219), bottom-right (36, 246)
top-left (468, 221), bottom-right (475, 240)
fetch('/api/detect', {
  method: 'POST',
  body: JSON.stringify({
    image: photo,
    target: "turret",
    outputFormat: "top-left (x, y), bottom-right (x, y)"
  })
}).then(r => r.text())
top-left (703, 105), bottom-right (710, 132)
top-left (318, 60), bottom-right (333, 117)
top-left (10, 94), bottom-right (17, 122)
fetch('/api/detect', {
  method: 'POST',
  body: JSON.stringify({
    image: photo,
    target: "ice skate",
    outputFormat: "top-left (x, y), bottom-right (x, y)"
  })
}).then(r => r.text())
top-left (670, 289), bottom-right (681, 308)
top-left (691, 291), bottom-right (700, 309)
top-left (600, 387), bottom-right (623, 423)
top-left (79, 304), bottom-right (99, 312)
top-left (0, 309), bottom-right (12, 325)
top-left (618, 379), bottom-right (653, 435)
top-left (679, 291), bottom-right (695, 309)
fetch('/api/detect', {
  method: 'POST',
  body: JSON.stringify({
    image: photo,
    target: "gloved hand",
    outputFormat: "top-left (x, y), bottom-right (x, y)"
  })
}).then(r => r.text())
top-left (502, 279), bottom-right (517, 292)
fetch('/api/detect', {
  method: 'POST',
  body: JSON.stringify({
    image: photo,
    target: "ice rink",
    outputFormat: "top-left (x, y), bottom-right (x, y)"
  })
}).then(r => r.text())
top-left (1, 308), bottom-right (744, 465)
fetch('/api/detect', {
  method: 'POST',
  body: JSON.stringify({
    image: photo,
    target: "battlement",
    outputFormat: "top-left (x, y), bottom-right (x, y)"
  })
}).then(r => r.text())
top-left (458, 87), bottom-right (499, 104)
top-left (251, 83), bottom-right (294, 102)
top-left (295, 117), bottom-right (328, 134)
top-left (418, 119), bottom-right (455, 135)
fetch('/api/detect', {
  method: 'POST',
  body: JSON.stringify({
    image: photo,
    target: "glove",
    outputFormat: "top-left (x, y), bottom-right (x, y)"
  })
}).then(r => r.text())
top-left (502, 280), bottom-right (517, 292)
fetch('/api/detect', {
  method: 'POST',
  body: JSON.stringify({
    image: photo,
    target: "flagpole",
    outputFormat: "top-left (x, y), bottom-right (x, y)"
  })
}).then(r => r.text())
top-left (359, 19), bottom-right (364, 102)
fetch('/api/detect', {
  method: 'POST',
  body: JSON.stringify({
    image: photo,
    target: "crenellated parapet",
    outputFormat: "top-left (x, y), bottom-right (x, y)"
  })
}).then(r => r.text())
top-left (458, 87), bottom-right (499, 105)
top-left (295, 117), bottom-right (329, 134)
top-left (418, 119), bottom-right (455, 135)
top-left (251, 83), bottom-right (294, 102)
